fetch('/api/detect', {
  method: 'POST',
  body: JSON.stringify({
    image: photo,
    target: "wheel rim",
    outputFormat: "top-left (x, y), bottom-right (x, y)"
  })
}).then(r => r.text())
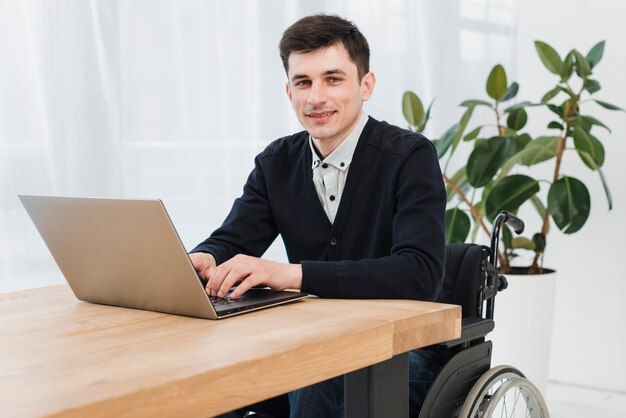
top-left (461, 365), bottom-right (525, 417)
top-left (482, 377), bottom-right (549, 418)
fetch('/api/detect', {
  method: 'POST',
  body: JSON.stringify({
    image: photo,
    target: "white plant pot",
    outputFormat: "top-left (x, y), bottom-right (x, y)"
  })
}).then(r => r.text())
top-left (488, 269), bottom-right (557, 396)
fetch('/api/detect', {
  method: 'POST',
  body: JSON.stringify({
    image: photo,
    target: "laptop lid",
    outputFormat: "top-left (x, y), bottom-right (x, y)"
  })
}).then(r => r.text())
top-left (19, 195), bottom-right (306, 319)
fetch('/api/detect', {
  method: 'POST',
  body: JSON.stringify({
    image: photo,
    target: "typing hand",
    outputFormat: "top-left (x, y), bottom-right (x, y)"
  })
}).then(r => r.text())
top-left (207, 254), bottom-right (302, 299)
top-left (189, 252), bottom-right (217, 281)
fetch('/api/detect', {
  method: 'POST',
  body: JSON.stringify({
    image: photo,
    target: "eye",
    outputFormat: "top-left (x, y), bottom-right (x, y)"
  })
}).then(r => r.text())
top-left (295, 80), bottom-right (311, 87)
top-left (328, 77), bottom-right (342, 84)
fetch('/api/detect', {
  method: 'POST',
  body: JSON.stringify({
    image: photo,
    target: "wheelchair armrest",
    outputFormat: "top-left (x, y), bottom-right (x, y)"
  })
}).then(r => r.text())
top-left (439, 317), bottom-right (494, 348)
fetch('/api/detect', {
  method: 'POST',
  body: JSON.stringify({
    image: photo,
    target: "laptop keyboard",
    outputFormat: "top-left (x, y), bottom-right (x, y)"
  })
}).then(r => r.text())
top-left (209, 293), bottom-right (249, 306)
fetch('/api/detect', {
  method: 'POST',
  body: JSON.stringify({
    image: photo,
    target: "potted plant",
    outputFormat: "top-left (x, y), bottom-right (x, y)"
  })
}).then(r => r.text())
top-left (401, 40), bottom-right (621, 393)
top-left (403, 40), bottom-right (620, 273)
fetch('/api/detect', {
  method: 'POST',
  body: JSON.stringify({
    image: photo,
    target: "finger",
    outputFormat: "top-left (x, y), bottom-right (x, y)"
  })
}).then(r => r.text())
top-left (202, 264), bottom-right (216, 282)
top-left (217, 268), bottom-right (248, 298)
top-left (230, 275), bottom-right (260, 299)
top-left (207, 264), bottom-right (228, 296)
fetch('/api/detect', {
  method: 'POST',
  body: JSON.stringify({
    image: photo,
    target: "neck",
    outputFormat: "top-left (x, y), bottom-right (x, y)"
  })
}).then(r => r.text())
top-left (311, 136), bottom-right (344, 159)
top-left (311, 114), bottom-right (362, 159)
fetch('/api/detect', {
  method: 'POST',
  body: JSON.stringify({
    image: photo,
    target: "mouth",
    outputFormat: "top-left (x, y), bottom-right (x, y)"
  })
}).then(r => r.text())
top-left (306, 110), bottom-right (336, 121)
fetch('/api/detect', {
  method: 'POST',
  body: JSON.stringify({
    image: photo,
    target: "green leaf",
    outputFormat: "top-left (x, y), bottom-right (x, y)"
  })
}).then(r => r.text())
top-left (463, 126), bottom-right (482, 142)
top-left (501, 82), bottom-right (519, 102)
top-left (573, 126), bottom-right (605, 168)
top-left (450, 106), bottom-right (476, 154)
top-left (556, 85), bottom-right (576, 98)
top-left (504, 101), bottom-right (543, 113)
top-left (576, 150), bottom-right (613, 210)
top-left (585, 79), bottom-right (601, 94)
top-left (560, 51), bottom-right (575, 81)
top-left (507, 108), bottom-right (528, 131)
top-left (547, 121), bottom-right (564, 130)
top-left (460, 99), bottom-right (493, 108)
top-left (512, 237), bottom-right (535, 250)
top-left (534, 41), bottom-right (563, 75)
top-left (520, 136), bottom-right (559, 166)
top-left (485, 174), bottom-right (540, 220)
top-left (445, 208), bottom-right (471, 244)
top-left (598, 166), bottom-right (613, 211)
top-left (586, 41), bottom-right (605, 69)
top-left (593, 99), bottom-right (624, 111)
top-left (548, 176), bottom-right (590, 234)
top-left (515, 133), bottom-right (532, 150)
top-left (530, 195), bottom-right (547, 220)
top-left (573, 50), bottom-right (592, 77)
top-left (418, 99), bottom-right (436, 132)
top-left (467, 137), bottom-right (518, 187)
top-left (435, 123), bottom-right (459, 158)
top-left (492, 136), bottom-right (536, 182)
top-left (402, 91), bottom-right (425, 127)
top-left (486, 64), bottom-right (508, 100)
top-left (541, 87), bottom-right (561, 103)
top-left (446, 166), bottom-right (468, 202)
top-left (581, 115), bottom-right (611, 133)
top-left (547, 104), bottom-right (563, 117)
top-left (470, 200), bottom-right (485, 243)
top-left (532, 233), bottom-right (546, 252)
top-left (574, 116), bottom-right (593, 132)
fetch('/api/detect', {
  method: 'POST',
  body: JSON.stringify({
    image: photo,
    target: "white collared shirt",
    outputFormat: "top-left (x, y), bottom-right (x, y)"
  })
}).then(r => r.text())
top-left (309, 111), bottom-right (368, 224)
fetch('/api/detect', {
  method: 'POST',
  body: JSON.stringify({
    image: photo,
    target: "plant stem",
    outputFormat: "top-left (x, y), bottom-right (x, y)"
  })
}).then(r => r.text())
top-left (494, 102), bottom-right (505, 137)
top-left (530, 92), bottom-right (581, 273)
top-left (443, 174), bottom-right (508, 269)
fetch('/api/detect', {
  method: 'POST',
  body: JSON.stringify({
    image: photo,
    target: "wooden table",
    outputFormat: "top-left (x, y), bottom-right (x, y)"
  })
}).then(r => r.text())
top-left (0, 285), bottom-right (460, 417)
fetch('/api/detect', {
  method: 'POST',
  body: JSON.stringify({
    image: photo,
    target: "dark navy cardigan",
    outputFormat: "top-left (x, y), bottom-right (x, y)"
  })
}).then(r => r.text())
top-left (191, 117), bottom-right (446, 301)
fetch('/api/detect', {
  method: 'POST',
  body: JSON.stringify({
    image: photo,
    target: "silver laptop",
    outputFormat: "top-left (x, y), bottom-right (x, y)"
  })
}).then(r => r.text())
top-left (19, 195), bottom-right (307, 319)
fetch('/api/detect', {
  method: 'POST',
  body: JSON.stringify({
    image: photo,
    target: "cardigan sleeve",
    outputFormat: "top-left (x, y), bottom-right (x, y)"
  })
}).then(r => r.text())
top-left (190, 156), bottom-right (279, 264)
top-left (300, 141), bottom-right (446, 301)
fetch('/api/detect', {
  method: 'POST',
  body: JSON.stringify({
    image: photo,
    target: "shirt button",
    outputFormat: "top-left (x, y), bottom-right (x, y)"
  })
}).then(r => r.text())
top-left (329, 195), bottom-right (336, 201)
top-left (340, 162), bottom-right (345, 167)
top-left (330, 237), bottom-right (338, 246)
top-left (322, 163), bottom-right (328, 168)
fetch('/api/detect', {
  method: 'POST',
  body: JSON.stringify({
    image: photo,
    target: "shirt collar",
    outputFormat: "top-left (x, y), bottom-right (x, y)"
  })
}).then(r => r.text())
top-left (309, 111), bottom-right (368, 171)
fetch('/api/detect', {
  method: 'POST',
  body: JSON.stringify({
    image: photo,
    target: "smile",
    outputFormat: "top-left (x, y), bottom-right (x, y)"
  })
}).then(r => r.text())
top-left (306, 111), bottom-right (336, 120)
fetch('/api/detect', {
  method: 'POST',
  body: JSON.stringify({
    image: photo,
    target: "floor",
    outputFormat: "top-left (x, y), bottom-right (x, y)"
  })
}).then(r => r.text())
top-left (546, 382), bottom-right (626, 418)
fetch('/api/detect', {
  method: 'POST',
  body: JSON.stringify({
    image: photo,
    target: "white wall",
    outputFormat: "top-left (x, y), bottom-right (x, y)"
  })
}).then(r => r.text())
top-left (515, 0), bottom-right (626, 392)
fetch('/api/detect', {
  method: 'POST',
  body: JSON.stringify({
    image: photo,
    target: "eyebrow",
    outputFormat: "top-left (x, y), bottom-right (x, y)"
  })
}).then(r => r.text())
top-left (290, 69), bottom-right (348, 82)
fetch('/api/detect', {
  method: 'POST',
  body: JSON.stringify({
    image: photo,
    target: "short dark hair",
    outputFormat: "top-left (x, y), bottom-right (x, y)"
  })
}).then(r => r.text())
top-left (279, 14), bottom-right (370, 80)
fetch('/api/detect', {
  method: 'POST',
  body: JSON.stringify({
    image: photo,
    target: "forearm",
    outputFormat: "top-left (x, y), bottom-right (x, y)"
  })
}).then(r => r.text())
top-left (301, 251), bottom-right (443, 300)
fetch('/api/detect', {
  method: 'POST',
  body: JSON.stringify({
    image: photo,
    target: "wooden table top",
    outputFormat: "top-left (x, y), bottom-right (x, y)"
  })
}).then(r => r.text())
top-left (0, 285), bottom-right (460, 417)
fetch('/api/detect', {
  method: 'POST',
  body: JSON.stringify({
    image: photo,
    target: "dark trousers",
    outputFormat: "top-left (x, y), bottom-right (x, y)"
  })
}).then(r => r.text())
top-left (214, 346), bottom-right (450, 418)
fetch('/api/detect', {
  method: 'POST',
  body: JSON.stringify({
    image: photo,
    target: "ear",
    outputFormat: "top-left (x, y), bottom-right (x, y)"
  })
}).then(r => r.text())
top-left (285, 82), bottom-right (292, 101)
top-left (360, 72), bottom-right (376, 102)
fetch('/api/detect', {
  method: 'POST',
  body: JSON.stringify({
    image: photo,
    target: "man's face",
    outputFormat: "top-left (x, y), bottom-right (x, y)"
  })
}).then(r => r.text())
top-left (285, 43), bottom-right (375, 150)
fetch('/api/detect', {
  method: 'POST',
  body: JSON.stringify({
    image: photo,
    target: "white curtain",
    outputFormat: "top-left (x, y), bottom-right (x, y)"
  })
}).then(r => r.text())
top-left (0, 0), bottom-right (517, 291)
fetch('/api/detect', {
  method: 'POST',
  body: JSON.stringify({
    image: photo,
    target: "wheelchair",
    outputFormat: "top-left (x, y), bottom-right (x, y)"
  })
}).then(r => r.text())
top-left (418, 210), bottom-right (550, 417)
top-left (245, 210), bottom-right (550, 418)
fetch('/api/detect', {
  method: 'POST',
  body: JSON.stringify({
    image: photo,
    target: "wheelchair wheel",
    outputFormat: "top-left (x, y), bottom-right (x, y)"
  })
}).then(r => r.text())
top-left (458, 365), bottom-right (550, 417)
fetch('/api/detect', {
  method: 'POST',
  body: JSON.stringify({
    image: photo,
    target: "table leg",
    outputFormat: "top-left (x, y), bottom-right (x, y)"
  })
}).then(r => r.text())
top-left (344, 353), bottom-right (409, 418)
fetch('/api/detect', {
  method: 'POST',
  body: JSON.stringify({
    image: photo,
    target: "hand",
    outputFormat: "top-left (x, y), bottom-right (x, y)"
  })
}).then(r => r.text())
top-left (207, 254), bottom-right (302, 299)
top-left (189, 252), bottom-right (217, 280)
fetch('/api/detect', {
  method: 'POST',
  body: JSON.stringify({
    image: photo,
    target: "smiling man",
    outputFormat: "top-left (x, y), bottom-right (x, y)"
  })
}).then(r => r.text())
top-left (189, 14), bottom-right (446, 418)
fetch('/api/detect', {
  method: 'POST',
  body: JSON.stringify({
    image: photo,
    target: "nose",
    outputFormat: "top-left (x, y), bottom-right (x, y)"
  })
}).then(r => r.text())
top-left (307, 83), bottom-right (327, 106)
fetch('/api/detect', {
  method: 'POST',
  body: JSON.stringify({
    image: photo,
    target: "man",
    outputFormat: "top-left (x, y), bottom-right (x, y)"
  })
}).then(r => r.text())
top-left (190, 14), bottom-right (446, 418)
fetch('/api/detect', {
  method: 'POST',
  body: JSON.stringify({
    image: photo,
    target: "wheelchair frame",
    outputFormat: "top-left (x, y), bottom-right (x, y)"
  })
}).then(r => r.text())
top-left (417, 211), bottom-right (550, 418)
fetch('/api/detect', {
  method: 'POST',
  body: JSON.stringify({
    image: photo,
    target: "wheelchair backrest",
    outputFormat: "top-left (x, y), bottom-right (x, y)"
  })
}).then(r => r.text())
top-left (438, 244), bottom-right (490, 318)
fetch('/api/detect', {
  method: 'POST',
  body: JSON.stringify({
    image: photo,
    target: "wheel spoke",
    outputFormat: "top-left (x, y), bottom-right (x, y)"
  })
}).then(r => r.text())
top-left (459, 366), bottom-right (550, 418)
top-left (509, 386), bottom-right (522, 416)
